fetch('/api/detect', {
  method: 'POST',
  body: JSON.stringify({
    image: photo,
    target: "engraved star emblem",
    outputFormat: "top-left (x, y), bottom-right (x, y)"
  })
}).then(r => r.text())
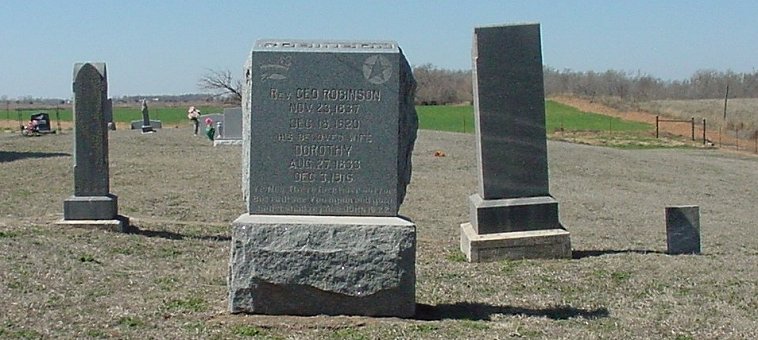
top-left (363, 55), bottom-right (392, 84)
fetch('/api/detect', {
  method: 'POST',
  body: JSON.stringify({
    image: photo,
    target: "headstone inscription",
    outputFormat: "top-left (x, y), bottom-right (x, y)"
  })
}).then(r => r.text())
top-left (60, 62), bottom-right (127, 232)
top-left (460, 23), bottom-right (571, 262)
top-left (666, 205), bottom-right (701, 254)
top-left (244, 41), bottom-right (416, 216)
top-left (229, 39), bottom-right (418, 317)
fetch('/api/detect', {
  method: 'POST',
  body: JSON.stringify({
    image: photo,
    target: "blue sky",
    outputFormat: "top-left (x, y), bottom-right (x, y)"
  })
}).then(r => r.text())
top-left (1, 0), bottom-right (756, 99)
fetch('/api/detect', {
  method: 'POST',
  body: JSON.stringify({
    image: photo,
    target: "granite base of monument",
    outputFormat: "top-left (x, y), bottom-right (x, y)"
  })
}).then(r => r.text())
top-left (213, 139), bottom-right (243, 146)
top-left (63, 194), bottom-right (118, 220)
top-left (460, 223), bottom-right (571, 262)
top-left (61, 194), bottom-right (129, 232)
top-left (469, 194), bottom-right (560, 234)
top-left (56, 215), bottom-right (130, 233)
top-left (129, 120), bottom-right (162, 130)
top-left (228, 214), bottom-right (416, 317)
top-left (461, 193), bottom-right (570, 262)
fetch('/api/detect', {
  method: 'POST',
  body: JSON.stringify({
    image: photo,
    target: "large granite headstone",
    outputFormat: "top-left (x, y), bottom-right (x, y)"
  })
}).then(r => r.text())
top-left (460, 23), bottom-right (571, 262)
top-left (60, 63), bottom-right (127, 232)
top-left (229, 39), bottom-right (417, 317)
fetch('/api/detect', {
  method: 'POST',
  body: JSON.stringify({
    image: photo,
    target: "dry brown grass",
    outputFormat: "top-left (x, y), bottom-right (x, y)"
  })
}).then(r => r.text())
top-left (638, 98), bottom-right (758, 139)
top-left (1, 127), bottom-right (756, 339)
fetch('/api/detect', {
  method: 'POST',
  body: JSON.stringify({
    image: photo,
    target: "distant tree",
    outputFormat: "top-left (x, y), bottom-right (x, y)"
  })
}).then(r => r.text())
top-left (413, 64), bottom-right (472, 105)
top-left (197, 68), bottom-right (242, 104)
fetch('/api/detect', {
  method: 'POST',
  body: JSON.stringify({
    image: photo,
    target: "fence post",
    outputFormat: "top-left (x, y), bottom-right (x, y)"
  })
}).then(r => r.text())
top-left (16, 108), bottom-right (22, 133)
top-left (702, 119), bottom-right (706, 145)
top-left (609, 116), bottom-right (612, 134)
top-left (691, 117), bottom-right (695, 141)
top-left (655, 115), bottom-right (659, 138)
top-left (55, 106), bottom-right (61, 133)
top-left (736, 127), bottom-right (739, 150)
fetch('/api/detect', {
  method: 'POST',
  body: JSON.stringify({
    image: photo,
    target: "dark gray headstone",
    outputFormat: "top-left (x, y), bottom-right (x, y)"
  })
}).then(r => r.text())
top-left (71, 63), bottom-right (109, 197)
top-left (246, 40), bottom-right (417, 216)
top-left (666, 205), bottom-right (701, 254)
top-left (461, 23), bottom-right (570, 261)
top-left (473, 24), bottom-right (549, 199)
top-left (63, 63), bottom-right (120, 223)
top-left (469, 23), bottom-right (559, 234)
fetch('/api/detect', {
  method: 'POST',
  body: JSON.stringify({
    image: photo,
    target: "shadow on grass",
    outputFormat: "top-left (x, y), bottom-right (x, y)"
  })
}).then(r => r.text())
top-left (572, 249), bottom-right (666, 259)
top-left (127, 225), bottom-right (230, 242)
top-left (415, 302), bottom-right (609, 321)
top-left (0, 151), bottom-right (70, 163)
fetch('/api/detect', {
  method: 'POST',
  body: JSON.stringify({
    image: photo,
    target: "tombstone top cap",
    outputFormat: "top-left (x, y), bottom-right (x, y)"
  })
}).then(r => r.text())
top-left (253, 39), bottom-right (398, 53)
top-left (73, 63), bottom-right (106, 79)
top-left (475, 22), bottom-right (540, 30)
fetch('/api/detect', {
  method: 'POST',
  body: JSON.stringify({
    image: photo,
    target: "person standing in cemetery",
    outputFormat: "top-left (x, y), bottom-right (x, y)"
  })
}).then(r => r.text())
top-left (204, 117), bottom-right (215, 141)
top-left (187, 106), bottom-right (200, 135)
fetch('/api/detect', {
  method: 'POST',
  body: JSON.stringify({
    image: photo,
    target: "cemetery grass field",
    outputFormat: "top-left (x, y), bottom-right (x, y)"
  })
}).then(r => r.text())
top-left (4, 100), bottom-right (714, 152)
top-left (1, 127), bottom-right (756, 339)
top-left (1, 100), bottom-right (739, 151)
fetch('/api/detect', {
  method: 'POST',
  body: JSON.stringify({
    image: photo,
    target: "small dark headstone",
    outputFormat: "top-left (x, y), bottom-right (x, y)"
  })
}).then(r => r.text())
top-left (666, 205), bottom-right (701, 254)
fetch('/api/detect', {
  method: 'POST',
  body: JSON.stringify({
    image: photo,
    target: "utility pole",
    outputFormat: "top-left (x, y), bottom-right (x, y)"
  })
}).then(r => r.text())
top-left (723, 84), bottom-right (729, 120)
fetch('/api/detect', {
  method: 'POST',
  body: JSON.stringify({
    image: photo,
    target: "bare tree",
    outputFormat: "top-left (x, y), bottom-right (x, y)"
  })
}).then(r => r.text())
top-left (413, 64), bottom-right (472, 105)
top-left (197, 68), bottom-right (242, 104)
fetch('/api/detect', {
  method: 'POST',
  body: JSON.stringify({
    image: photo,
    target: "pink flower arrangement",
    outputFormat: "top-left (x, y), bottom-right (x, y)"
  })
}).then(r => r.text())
top-left (204, 117), bottom-right (213, 126)
top-left (187, 106), bottom-right (200, 119)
